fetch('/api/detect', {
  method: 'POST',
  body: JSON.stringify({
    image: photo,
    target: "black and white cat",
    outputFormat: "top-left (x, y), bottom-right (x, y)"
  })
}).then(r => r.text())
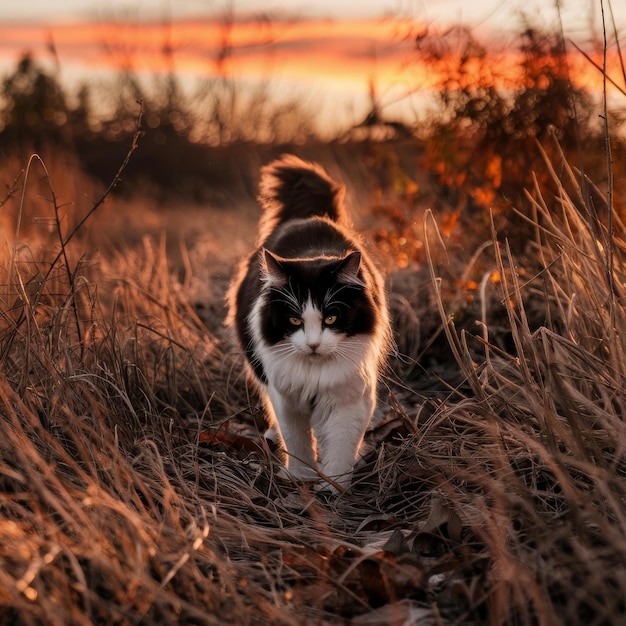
top-left (227, 155), bottom-right (391, 490)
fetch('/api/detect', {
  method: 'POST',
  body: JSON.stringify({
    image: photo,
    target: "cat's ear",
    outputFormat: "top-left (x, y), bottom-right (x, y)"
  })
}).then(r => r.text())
top-left (336, 251), bottom-right (365, 287)
top-left (261, 249), bottom-right (288, 288)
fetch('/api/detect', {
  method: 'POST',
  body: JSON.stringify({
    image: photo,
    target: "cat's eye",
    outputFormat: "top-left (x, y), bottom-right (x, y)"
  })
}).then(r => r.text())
top-left (288, 316), bottom-right (303, 326)
top-left (324, 314), bottom-right (338, 325)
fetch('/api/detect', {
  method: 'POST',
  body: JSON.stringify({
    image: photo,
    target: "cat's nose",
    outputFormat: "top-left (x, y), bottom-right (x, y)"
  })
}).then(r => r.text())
top-left (308, 341), bottom-right (320, 353)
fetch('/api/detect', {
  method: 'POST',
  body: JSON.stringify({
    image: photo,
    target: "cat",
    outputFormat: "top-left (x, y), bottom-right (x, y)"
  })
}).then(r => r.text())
top-left (227, 155), bottom-right (391, 490)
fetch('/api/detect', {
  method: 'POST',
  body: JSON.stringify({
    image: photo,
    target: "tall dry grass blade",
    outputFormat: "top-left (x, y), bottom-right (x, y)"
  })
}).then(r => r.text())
top-left (423, 208), bottom-right (485, 400)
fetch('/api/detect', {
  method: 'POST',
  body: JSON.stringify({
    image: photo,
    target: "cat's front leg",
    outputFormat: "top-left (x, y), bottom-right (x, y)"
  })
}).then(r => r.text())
top-left (313, 391), bottom-right (375, 490)
top-left (266, 385), bottom-right (318, 482)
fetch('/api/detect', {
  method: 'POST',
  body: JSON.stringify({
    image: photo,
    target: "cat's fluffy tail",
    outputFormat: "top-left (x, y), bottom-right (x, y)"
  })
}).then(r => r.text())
top-left (257, 155), bottom-right (347, 237)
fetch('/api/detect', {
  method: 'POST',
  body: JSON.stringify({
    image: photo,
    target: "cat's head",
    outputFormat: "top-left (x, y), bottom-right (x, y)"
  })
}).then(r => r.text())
top-left (258, 249), bottom-right (377, 357)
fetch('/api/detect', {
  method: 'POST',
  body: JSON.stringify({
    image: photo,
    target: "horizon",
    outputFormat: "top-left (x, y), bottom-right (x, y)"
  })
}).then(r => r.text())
top-left (0, 1), bottom-right (625, 135)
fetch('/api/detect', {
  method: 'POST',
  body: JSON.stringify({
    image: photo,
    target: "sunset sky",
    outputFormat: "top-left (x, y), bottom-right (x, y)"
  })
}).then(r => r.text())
top-left (2, 0), bottom-right (623, 28)
top-left (0, 1), bottom-right (624, 131)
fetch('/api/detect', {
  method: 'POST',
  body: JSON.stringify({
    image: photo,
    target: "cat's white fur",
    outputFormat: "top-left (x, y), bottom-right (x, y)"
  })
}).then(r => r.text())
top-left (248, 293), bottom-right (386, 489)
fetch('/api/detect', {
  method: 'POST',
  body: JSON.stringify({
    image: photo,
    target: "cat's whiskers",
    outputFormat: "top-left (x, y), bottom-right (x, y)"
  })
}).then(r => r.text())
top-left (323, 284), bottom-right (358, 309)
top-left (268, 342), bottom-right (297, 356)
top-left (271, 286), bottom-right (302, 313)
top-left (332, 348), bottom-right (365, 367)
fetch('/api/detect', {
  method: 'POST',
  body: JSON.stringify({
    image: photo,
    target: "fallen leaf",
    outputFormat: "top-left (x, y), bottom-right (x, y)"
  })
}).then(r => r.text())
top-left (199, 428), bottom-right (266, 454)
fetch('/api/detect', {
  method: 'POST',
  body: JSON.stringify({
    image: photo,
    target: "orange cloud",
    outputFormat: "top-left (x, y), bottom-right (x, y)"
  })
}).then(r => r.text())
top-left (0, 17), bottom-right (419, 92)
top-left (0, 16), bottom-right (622, 101)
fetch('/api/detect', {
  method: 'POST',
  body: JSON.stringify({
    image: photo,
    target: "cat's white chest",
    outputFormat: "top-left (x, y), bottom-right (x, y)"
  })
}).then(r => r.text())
top-left (263, 338), bottom-right (369, 400)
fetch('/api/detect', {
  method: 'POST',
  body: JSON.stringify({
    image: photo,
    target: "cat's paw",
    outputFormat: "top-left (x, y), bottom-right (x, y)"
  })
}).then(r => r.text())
top-left (312, 476), bottom-right (347, 496)
top-left (316, 465), bottom-right (352, 494)
top-left (287, 466), bottom-right (319, 483)
top-left (313, 482), bottom-right (339, 498)
top-left (264, 426), bottom-right (280, 443)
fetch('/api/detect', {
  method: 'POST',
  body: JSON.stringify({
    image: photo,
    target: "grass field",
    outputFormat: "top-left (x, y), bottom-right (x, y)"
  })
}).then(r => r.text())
top-left (0, 127), bottom-right (624, 625)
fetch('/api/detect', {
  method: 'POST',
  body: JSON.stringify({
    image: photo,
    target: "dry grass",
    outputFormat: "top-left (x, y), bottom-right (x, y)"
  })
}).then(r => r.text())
top-left (0, 136), bottom-right (625, 626)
